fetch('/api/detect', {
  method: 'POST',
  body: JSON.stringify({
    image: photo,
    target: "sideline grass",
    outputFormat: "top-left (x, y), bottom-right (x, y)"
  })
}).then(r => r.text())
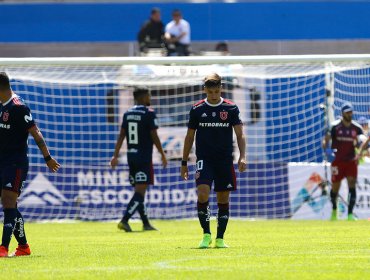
top-left (1, 220), bottom-right (369, 279)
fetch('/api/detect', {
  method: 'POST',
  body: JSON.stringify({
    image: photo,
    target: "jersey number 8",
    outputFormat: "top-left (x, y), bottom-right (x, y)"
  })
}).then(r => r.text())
top-left (128, 122), bottom-right (138, 144)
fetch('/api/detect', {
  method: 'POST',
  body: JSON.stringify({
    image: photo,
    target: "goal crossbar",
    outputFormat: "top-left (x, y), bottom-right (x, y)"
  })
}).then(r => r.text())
top-left (2, 54), bottom-right (370, 66)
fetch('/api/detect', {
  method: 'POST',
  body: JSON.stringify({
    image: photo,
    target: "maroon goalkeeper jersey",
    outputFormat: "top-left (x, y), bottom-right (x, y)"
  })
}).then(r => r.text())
top-left (330, 119), bottom-right (363, 161)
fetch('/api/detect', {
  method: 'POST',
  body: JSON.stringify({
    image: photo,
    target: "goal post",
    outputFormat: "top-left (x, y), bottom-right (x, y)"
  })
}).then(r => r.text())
top-left (1, 55), bottom-right (369, 221)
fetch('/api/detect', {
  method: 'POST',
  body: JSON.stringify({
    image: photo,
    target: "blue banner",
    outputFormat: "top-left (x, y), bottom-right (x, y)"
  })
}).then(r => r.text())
top-left (13, 163), bottom-right (290, 221)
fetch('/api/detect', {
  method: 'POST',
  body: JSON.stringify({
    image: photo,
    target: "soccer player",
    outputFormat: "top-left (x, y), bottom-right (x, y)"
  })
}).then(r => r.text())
top-left (180, 73), bottom-right (247, 248)
top-left (322, 102), bottom-right (364, 221)
top-left (110, 88), bottom-right (167, 232)
top-left (0, 72), bottom-right (60, 257)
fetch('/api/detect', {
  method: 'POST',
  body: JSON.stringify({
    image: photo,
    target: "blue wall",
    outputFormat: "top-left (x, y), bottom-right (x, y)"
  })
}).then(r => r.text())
top-left (2, 2), bottom-right (370, 43)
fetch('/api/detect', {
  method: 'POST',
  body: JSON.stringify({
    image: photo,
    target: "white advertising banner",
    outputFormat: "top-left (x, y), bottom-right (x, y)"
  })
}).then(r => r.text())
top-left (289, 162), bottom-right (370, 220)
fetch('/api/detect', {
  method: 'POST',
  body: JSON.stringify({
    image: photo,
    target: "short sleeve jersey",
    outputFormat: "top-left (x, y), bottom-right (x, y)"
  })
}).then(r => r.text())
top-left (121, 105), bottom-right (158, 162)
top-left (165, 19), bottom-right (191, 45)
top-left (330, 119), bottom-right (363, 161)
top-left (188, 98), bottom-right (242, 162)
top-left (0, 94), bottom-right (35, 164)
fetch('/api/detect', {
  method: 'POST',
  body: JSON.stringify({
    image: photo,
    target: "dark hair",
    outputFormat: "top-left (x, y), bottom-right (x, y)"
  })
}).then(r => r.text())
top-left (0, 72), bottom-right (11, 91)
top-left (215, 42), bottom-right (229, 52)
top-left (133, 88), bottom-right (149, 100)
top-left (172, 9), bottom-right (181, 16)
top-left (151, 7), bottom-right (160, 15)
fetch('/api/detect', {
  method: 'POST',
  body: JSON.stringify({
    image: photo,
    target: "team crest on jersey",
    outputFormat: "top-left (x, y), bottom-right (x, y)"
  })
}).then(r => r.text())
top-left (220, 111), bottom-right (228, 120)
top-left (2, 112), bottom-right (9, 122)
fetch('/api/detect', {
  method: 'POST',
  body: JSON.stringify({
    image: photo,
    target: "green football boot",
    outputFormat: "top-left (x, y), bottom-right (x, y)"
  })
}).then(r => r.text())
top-left (215, 238), bottom-right (229, 248)
top-left (348, 213), bottom-right (357, 221)
top-left (330, 210), bottom-right (337, 221)
top-left (198, 233), bottom-right (212, 249)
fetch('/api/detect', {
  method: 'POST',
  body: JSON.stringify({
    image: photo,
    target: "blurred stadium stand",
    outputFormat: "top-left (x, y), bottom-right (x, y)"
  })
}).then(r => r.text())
top-left (2, 0), bottom-right (370, 56)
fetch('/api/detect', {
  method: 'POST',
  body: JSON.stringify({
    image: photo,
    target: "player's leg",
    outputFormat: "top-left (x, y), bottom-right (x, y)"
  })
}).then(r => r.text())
top-left (195, 159), bottom-right (213, 248)
top-left (11, 163), bottom-right (31, 256)
top-left (135, 163), bottom-right (157, 230)
top-left (215, 191), bottom-right (230, 248)
top-left (330, 181), bottom-right (341, 220)
top-left (197, 184), bottom-right (211, 234)
top-left (1, 164), bottom-right (30, 257)
top-left (119, 184), bottom-right (148, 232)
top-left (118, 162), bottom-right (136, 232)
top-left (213, 161), bottom-right (236, 248)
top-left (347, 176), bottom-right (357, 221)
top-left (133, 183), bottom-right (157, 231)
top-left (197, 184), bottom-right (211, 248)
top-left (346, 160), bottom-right (358, 220)
top-left (119, 160), bottom-right (156, 232)
top-left (330, 161), bottom-right (343, 220)
top-left (11, 207), bottom-right (31, 256)
top-left (0, 189), bottom-right (18, 257)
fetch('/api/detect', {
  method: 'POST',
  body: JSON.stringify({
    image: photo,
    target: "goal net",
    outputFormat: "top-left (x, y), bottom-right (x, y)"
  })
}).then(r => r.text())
top-left (1, 55), bottom-right (369, 221)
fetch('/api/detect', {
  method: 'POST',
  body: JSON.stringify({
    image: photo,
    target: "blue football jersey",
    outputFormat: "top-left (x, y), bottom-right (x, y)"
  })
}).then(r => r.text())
top-left (121, 105), bottom-right (158, 162)
top-left (188, 98), bottom-right (242, 161)
top-left (0, 94), bottom-right (35, 164)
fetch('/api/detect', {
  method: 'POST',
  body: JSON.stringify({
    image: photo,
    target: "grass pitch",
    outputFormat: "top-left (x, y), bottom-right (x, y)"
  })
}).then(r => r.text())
top-left (1, 220), bottom-right (369, 280)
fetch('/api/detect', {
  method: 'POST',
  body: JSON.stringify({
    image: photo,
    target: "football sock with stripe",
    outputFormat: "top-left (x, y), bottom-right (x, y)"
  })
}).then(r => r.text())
top-left (13, 209), bottom-right (28, 246)
top-left (1, 208), bottom-right (17, 249)
top-left (197, 201), bottom-right (211, 234)
top-left (136, 193), bottom-right (150, 225)
top-left (122, 192), bottom-right (142, 222)
top-left (348, 188), bottom-right (356, 214)
top-left (217, 203), bottom-right (229, 239)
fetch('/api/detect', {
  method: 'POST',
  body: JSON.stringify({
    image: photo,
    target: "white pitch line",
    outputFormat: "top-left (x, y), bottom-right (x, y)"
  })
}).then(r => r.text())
top-left (154, 255), bottom-right (245, 270)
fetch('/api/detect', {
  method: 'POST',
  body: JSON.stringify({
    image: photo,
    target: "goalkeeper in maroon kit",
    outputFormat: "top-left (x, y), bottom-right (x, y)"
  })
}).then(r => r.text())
top-left (180, 73), bottom-right (247, 248)
top-left (322, 103), bottom-right (365, 221)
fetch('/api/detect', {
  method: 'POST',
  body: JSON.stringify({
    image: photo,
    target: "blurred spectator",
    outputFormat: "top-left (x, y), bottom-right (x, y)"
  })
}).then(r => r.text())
top-left (357, 116), bottom-right (370, 163)
top-left (358, 116), bottom-right (369, 134)
top-left (164, 9), bottom-right (191, 56)
top-left (215, 41), bottom-right (230, 55)
top-left (137, 8), bottom-right (165, 53)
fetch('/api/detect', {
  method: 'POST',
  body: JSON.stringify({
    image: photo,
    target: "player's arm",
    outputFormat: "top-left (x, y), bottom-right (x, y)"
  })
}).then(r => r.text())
top-left (29, 125), bottom-right (61, 173)
top-left (356, 135), bottom-right (370, 161)
top-left (110, 127), bottom-right (126, 169)
top-left (322, 127), bottom-right (332, 150)
top-left (322, 133), bottom-right (330, 149)
top-left (150, 129), bottom-right (167, 168)
top-left (233, 124), bottom-right (247, 172)
top-left (181, 128), bottom-right (195, 180)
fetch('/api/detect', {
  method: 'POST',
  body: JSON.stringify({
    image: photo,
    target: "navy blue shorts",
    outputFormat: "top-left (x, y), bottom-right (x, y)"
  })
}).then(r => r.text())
top-left (195, 159), bottom-right (237, 192)
top-left (127, 158), bottom-right (154, 186)
top-left (0, 162), bottom-right (28, 196)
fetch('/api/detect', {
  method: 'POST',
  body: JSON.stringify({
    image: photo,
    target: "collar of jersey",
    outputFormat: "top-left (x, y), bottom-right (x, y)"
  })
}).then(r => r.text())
top-left (205, 97), bottom-right (223, 107)
top-left (2, 93), bottom-right (16, 106)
